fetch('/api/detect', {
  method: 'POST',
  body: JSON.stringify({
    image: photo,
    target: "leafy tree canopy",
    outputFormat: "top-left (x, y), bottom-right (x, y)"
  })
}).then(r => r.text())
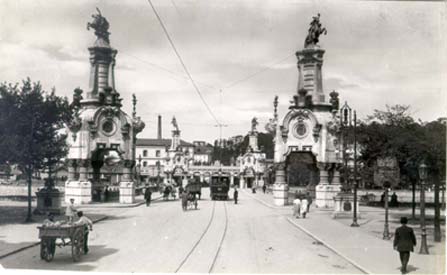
top-left (0, 79), bottom-right (72, 179)
top-left (357, 104), bottom-right (445, 187)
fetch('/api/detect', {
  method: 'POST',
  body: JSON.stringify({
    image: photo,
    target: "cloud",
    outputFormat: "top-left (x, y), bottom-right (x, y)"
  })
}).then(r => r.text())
top-left (0, 0), bottom-right (445, 143)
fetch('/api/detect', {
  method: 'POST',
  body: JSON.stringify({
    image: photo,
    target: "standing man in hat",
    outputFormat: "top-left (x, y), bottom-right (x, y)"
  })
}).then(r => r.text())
top-left (144, 186), bottom-right (152, 207)
top-left (233, 187), bottom-right (239, 204)
top-left (393, 217), bottom-right (417, 274)
top-left (75, 211), bottom-right (93, 254)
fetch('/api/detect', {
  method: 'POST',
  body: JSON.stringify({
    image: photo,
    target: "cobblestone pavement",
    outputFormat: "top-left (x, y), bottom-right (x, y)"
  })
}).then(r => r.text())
top-left (0, 189), bottom-right (362, 274)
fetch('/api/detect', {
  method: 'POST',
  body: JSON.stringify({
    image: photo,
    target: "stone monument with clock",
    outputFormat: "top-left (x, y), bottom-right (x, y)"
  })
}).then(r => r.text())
top-left (273, 14), bottom-right (342, 207)
top-left (65, 9), bottom-right (145, 204)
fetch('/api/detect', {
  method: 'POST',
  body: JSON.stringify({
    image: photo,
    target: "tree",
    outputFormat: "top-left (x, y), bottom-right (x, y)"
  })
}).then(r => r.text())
top-left (357, 104), bottom-right (446, 202)
top-left (211, 132), bottom-right (274, 165)
top-left (0, 79), bottom-right (71, 222)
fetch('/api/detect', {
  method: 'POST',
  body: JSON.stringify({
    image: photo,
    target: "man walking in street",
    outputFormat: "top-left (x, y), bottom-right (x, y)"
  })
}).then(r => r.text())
top-left (393, 217), bottom-right (417, 274)
top-left (293, 196), bottom-right (301, 218)
top-left (144, 186), bottom-right (152, 207)
top-left (181, 191), bottom-right (188, 211)
top-left (300, 196), bottom-right (308, 218)
top-left (75, 211), bottom-right (93, 254)
top-left (306, 192), bottom-right (313, 212)
top-left (233, 187), bottom-right (238, 204)
top-left (262, 184), bottom-right (266, 194)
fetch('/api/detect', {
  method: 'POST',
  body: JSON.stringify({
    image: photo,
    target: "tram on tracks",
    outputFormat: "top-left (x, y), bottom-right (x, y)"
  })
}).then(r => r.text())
top-left (210, 175), bottom-right (230, 200)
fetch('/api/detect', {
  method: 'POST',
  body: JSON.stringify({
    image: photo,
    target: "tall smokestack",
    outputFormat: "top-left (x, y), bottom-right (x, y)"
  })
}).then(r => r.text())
top-left (157, 115), bottom-right (162, 139)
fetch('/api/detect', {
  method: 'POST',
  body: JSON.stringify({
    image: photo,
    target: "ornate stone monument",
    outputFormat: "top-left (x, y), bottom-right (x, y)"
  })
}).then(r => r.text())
top-left (273, 14), bottom-right (342, 207)
top-left (165, 117), bottom-right (191, 187)
top-left (34, 178), bottom-right (64, 215)
top-left (65, 9), bottom-right (145, 204)
top-left (238, 118), bottom-right (266, 189)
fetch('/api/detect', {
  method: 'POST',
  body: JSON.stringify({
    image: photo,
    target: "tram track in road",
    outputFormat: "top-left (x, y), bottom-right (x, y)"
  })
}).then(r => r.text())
top-left (174, 200), bottom-right (229, 273)
top-left (208, 201), bottom-right (228, 273)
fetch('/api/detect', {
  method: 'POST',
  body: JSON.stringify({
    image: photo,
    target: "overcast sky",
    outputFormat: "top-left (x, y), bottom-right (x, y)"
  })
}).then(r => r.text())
top-left (0, 0), bottom-right (445, 143)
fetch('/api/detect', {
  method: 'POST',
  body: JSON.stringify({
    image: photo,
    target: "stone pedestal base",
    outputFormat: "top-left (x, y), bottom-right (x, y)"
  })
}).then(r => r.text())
top-left (315, 184), bottom-right (341, 208)
top-left (65, 181), bottom-right (92, 204)
top-left (273, 184), bottom-right (289, 206)
top-left (332, 192), bottom-right (360, 219)
top-left (240, 177), bottom-right (245, 189)
top-left (119, 181), bottom-right (135, 204)
top-left (34, 188), bottom-right (65, 215)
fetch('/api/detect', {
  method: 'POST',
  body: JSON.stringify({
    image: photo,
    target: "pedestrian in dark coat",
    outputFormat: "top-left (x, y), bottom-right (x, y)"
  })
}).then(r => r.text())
top-left (144, 187), bottom-right (152, 206)
top-left (306, 192), bottom-right (313, 212)
top-left (233, 188), bottom-right (238, 204)
top-left (75, 211), bottom-right (93, 254)
top-left (262, 184), bottom-right (266, 194)
top-left (181, 191), bottom-right (188, 211)
top-left (393, 217), bottom-right (417, 274)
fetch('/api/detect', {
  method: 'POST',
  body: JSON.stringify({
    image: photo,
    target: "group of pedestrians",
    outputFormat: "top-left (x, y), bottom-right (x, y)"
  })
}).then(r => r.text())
top-left (292, 191), bottom-right (312, 219)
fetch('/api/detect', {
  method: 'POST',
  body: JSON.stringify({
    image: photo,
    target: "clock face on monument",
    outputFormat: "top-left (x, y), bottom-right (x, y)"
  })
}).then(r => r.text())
top-left (293, 121), bottom-right (308, 139)
top-left (101, 120), bottom-right (117, 136)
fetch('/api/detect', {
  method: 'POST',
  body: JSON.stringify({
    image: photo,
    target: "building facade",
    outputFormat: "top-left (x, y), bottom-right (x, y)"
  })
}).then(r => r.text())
top-left (238, 118), bottom-right (266, 188)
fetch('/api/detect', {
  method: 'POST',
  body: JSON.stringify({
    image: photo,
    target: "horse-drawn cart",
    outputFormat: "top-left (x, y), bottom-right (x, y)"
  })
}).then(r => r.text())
top-left (37, 224), bottom-right (85, 262)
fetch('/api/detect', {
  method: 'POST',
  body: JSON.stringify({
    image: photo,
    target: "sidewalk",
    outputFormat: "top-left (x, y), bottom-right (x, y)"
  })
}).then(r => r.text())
top-left (0, 194), bottom-right (162, 260)
top-left (244, 190), bottom-right (445, 275)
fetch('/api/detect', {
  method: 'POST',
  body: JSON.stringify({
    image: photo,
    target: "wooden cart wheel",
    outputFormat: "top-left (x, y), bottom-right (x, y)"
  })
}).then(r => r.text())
top-left (41, 239), bottom-right (54, 262)
top-left (71, 236), bottom-right (82, 262)
top-left (40, 241), bottom-right (46, 260)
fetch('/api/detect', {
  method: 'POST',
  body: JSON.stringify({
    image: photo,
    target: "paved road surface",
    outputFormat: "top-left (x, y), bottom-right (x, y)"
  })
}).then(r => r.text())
top-left (1, 189), bottom-right (361, 273)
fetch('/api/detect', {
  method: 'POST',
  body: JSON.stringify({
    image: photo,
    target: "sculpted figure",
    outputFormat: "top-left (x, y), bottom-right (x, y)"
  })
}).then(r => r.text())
top-left (172, 116), bottom-right (179, 131)
top-left (87, 8), bottom-right (110, 43)
top-left (251, 117), bottom-right (258, 132)
top-left (304, 13), bottom-right (327, 48)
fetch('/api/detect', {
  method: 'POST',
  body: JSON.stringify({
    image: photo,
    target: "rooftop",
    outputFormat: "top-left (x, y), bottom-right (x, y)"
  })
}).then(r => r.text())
top-left (136, 138), bottom-right (194, 147)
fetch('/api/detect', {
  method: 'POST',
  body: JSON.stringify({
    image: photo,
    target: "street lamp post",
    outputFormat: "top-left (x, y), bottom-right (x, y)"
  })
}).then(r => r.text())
top-left (340, 102), bottom-right (351, 192)
top-left (156, 160), bottom-right (161, 186)
top-left (434, 178), bottom-right (441, 242)
top-left (340, 102), bottom-right (359, 227)
top-left (419, 162), bottom-right (429, 254)
top-left (138, 155), bottom-right (142, 185)
top-left (383, 182), bottom-right (391, 240)
top-left (351, 111), bottom-right (359, 227)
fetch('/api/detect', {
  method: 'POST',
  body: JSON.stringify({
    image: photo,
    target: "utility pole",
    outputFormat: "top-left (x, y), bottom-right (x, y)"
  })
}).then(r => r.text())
top-left (214, 123), bottom-right (228, 162)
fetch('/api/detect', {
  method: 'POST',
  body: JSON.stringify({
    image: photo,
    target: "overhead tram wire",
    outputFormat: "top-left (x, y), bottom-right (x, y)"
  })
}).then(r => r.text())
top-left (221, 53), bottom-right (294, 90)
top-left (146, 0), bottom-right (221, 125)
top-left (121, 52), bottom-right (219, 90)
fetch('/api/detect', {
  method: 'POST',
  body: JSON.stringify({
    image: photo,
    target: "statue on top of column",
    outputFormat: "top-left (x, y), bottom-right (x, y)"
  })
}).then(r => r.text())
top-left (172, 116), bottom-right (179, 132)
top-left (304, 13), bottom-right (327, 48)
top-left (87, 8), bottom-right (110, 44)
top-left (251, 117), bottom-right (258, 132)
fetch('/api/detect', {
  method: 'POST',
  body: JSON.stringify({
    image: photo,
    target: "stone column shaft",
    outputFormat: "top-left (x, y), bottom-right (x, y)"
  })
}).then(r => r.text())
top-left (67, 160), bottom-right (77, 181)
top-left (79, 160), bottom-right (89, 181)
top-left (319, 169), bottom-right (329, 185)
top-left (273, 165), bottom-right (288, 206)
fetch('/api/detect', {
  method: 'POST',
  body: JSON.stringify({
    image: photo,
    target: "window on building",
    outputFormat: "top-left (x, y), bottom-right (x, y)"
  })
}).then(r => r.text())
top-left (156, 150), bottom-right (160, 157)
top-left (143, 161), bottom-right (147, 167)
top-left (143, 150), bottom-right (148, 157)
top-left (303, 146), bottom-right (312, 151)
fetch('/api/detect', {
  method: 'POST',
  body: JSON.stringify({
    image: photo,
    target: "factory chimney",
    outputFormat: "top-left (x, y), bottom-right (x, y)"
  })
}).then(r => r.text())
top-left (157, 115), bottom-right (162, 139)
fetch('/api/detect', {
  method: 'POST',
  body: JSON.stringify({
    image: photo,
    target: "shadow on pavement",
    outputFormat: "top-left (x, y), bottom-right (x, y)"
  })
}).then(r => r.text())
top-left (0, 239), bottom-right (38, 259)
top-left (2, 245), bottom-right (118, 272)
top-left (0, 205), bottom-right (45, 225)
